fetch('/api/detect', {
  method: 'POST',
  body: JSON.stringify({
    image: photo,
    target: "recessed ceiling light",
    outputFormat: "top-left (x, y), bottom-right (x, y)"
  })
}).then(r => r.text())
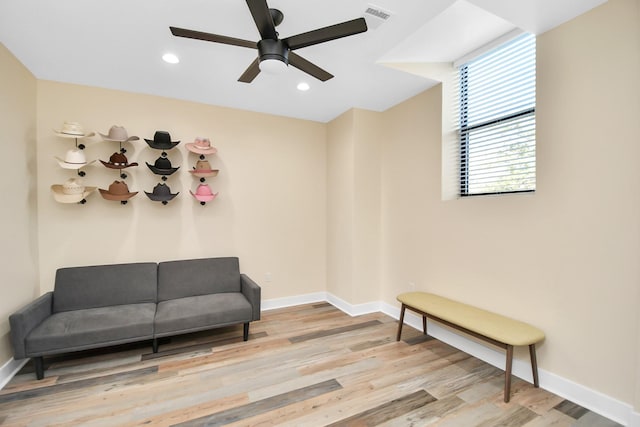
top-left (297, 82), bottom-right (310, 91)
top-left (162, 53), bottom-right (179, 64)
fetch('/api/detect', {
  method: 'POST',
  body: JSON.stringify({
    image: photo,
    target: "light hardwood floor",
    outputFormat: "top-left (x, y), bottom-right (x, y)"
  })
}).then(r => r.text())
top-left (0, 303), bottom-right (622, 426)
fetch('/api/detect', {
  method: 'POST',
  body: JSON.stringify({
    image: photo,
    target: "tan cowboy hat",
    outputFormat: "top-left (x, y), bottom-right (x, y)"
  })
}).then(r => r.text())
top-left (189, 159), bottom-right (219, 178)
top-left (51, 178), bottom-right (96, 203)
top-left (99, 181), bottom-right (138, 201)
top-left (54, 121), bottom-right (95, 139)
top-left (99, 125), bottom-right (139, 142)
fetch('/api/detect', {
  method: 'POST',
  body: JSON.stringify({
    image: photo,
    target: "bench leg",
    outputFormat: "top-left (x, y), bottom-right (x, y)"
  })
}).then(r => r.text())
top-left (396, 304), bottom-right (406, 341)
top-left (243, 322), bottom-right (249, 341)
top-left (34, 356), bottom-right (44, 380)
top-left (422, 315), bottom-right (427, 335)
top-left (152, 338), bottom-right (159, 353)
top-left (504, 345), bottom-right (514, 403)
top-left (529, 344), bottom-right (540, 388)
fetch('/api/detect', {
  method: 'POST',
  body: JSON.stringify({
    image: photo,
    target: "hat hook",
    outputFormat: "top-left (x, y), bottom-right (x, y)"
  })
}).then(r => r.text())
top-left (76, 140), bottom-right (85, 150)
top-left (162, 200), bottom-right (168, 206)
top-left (161, 151), bottom-right (168, 157)
top-left (121, 200), bottom-right (128, 205)
top-left (199, 154), bottom-right (206, 160)
top-left (120, 172), bottom-right (127, 179)
top-left (161, 176), bottom-right (168, 182)
top-left (77, 170), bottom-right (86, 177)
top-left (200, 177), bottom-right (206, 183)
top-left (200, 201), bottom-right (206, 206)
top-left (120, 145), bottom-right (126, 154)
top-left (79, 198), bottom-right (87, 205)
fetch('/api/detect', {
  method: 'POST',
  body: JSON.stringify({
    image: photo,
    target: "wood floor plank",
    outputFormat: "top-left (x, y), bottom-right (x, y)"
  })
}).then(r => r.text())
top-left (0, 366), bottom-right (158, 404)
top-left (324, 389), bottom-right (437, 426)
top-left (288, 320), bottom-right (382, 343)
top-left (173, 379), bottom-right (342, 427)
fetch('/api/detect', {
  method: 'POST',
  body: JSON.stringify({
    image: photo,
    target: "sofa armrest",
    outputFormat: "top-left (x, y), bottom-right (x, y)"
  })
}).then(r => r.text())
top-left (240, 274), bottom-right (261, 321)
top-left (9, 292), bottom-right (53, 359)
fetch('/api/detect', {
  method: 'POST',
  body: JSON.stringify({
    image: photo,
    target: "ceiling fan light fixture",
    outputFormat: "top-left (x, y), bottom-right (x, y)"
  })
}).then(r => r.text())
top-left (259, 58), bottom-right (288, 74)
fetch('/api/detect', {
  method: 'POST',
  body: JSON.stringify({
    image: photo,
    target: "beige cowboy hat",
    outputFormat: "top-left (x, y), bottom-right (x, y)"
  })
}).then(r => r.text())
top-left (54, 121), bottom-right (95, 139)
top-left (99, 125), bottom-right (139, 142)
top-left (51, 178), bottom-right (96, 203)
top-left (189, 159), bottom-right (219, 178)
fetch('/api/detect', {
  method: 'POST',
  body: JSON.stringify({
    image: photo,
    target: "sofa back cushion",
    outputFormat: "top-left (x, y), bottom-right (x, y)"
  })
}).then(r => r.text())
top-left (158, 257), bottom-right (241, 302)
top-left (53, 263), bottom-right (158, 312)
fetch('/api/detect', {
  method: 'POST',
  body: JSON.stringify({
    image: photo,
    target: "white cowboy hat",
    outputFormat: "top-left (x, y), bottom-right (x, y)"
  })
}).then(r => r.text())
top-left (55, 149), bottom-right (95, 170)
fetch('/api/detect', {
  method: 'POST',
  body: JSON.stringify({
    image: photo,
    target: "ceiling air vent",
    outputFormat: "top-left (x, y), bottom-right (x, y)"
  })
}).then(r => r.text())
top-left (364, 4), bottom-right (392, 29)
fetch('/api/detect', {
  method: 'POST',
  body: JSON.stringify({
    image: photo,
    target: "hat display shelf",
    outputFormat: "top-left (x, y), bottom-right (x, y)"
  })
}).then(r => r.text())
top-left (186, 137), bottom-right (219, 206)
top-left (144, 131), bottom-right (181, 205)
top-left (98, 125), bottom-right (140, 204)
top-left (52, 122), bottom-right (97, 204)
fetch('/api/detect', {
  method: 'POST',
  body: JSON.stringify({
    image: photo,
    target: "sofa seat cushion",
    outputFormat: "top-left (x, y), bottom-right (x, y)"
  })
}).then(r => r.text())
top-left (155, 293), bottom-right (252, 336)
top-left (25, 303), bottom-right (156, 357)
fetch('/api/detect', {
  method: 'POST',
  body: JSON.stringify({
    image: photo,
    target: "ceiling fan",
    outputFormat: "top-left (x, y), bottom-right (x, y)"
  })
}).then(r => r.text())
top-left (170, 0), bottom-right (368, 83)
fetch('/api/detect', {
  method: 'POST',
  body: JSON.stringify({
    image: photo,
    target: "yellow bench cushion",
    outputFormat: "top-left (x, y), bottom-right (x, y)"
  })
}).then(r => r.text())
top-left (397, 292), bottom-right (544, 346)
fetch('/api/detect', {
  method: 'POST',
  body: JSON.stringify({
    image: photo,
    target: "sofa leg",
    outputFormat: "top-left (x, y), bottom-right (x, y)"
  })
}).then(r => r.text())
top-left (152, 338), bottom-right (159, 353)
top-left (243, 323), bottom-right (249, 341)
top-left (34, 356), bottom-right (44, 380)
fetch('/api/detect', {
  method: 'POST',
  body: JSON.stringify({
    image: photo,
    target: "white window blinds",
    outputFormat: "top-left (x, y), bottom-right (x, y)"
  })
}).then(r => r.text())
top-left (458, 33), bottom-right (536, 196)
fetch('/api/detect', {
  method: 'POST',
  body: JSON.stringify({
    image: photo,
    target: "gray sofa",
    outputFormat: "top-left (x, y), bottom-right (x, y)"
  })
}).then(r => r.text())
top-left (9, 257), bottom-right (261, 380)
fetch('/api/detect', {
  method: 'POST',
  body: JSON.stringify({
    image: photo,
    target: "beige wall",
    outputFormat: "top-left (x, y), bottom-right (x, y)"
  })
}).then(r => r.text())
top-left (327, 109), bottom-right (383, 305)
top-left (374, 0), bottom-right (640, 407)
top-left (0, 43), bottom-right (39, 363)
top-left (35, 81), bottom-right (327, 301)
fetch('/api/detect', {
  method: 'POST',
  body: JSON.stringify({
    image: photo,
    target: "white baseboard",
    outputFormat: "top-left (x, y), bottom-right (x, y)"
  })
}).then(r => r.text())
top-left (0, 357), bottom-right (28, 390)
top-left (326, 293), bottom-right (382, 317)
top-left (261, 292), bottom-right (327, 311)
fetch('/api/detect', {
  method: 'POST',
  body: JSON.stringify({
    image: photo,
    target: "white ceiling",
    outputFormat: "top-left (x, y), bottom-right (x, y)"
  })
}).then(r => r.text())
top-left (0, 0), bottom-right (606, 123)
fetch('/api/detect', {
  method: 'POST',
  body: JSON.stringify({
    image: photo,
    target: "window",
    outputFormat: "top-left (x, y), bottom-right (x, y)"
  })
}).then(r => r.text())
top-left (458, 33), bottom-right (536, 196)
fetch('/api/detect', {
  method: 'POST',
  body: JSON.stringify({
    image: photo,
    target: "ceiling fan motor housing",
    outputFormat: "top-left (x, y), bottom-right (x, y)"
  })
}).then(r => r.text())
top-left (258, 39), bottom-right (289, 65)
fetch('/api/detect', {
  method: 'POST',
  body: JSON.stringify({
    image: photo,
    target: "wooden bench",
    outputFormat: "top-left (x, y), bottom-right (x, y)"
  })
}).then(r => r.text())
top-left (396, 291), bottom-right (545, 403)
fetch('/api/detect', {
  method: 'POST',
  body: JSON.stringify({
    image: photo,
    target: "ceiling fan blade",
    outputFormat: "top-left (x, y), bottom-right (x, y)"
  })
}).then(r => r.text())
top-left (170, 27), bottom-right (255, 49)
top-left (288, 52), bottom-right (333, 82)
top-left (246, 0), bottom-right (278, 40)
top-left (283, 17), bottom-right (367, 50)
top-left (238, 58), bottom-right (261, 83)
